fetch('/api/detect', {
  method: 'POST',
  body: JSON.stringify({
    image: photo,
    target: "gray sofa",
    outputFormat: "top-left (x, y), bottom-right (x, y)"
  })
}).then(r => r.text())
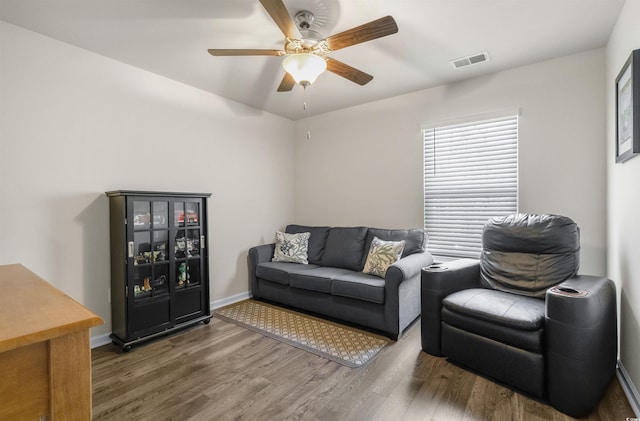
top-left (248, 225), bottom-right (433, 339)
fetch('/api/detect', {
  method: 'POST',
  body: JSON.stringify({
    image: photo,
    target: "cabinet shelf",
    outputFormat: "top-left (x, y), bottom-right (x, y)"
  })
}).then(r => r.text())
top-left (107, 190), bottom-right (212, 351)
top-left (133, 293), bottom-right (169, 302)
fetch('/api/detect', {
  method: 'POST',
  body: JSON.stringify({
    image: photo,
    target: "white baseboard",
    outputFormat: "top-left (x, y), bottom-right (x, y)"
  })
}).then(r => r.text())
top-left (91, 332), bottom-right (113, 349)
top-left (618, 360), bottom-right (640, 417)
top-left (90, 291), bottom-right (252, 349)
top-left (210, 291), bottom-right (251, 310)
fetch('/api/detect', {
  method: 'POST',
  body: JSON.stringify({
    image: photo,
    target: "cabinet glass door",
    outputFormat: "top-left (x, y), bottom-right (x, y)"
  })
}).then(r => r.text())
top-left (133, 201), bottom-right (151, 230)
top-left (173, 199), bottom-right (205, 322)
top-left (174, 259), bottom-right (201, 289)
top-left (175, 201), bottom-right (200, 227)
top-left (131, 200), bottom-right (170, 300)
top-left (152, 201), bottom-right (168, 229)
top-left (173, 199), bottom-right (203, 292)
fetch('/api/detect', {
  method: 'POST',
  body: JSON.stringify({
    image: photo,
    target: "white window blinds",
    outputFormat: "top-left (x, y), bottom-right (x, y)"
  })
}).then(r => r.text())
top-left (423, 115), bottom-right (518, 258)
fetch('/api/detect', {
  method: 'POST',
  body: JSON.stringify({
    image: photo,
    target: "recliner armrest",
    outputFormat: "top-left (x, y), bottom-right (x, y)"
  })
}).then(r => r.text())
top-left (421, 258), bottom-right (481, 356)
top-left (422, 259), bottom-right (481, 294)
top-left (545, 275), bottom-right (617, 417)
top-left (546, 275), bottom-right (615, 327)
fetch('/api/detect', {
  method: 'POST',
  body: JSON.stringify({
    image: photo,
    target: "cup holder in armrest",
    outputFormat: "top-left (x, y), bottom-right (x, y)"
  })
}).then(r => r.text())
top-left (549, 286), bottom-right (589, 297)
top-left (424, 264), bottom-right (448, 272)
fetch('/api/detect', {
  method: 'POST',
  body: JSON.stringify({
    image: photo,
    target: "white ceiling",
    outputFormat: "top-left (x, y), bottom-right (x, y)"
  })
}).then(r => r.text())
top-left (0, 0), bottom-right (625, 120)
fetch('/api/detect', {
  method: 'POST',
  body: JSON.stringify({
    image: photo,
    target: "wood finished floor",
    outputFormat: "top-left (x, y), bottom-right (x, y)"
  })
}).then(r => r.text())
top-left (92, 317), bottom-right (634, 421)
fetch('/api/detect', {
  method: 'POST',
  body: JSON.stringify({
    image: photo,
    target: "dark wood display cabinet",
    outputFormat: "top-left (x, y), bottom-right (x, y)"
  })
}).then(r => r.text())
top-left (106, 190), bottom-right (212, 351)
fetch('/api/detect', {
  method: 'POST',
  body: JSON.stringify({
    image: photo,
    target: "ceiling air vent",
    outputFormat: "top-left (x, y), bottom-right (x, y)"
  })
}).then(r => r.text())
top-left (450, 51), bottom-right (490, 69)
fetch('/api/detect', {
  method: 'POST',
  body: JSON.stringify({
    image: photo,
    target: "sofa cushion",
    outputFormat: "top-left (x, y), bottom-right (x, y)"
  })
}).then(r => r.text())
top-left (320, 227), bottom-right (368, 271)
top-left (272, 231), bottom-right (310, 264)
top-left (362, 237), bottom-right (405, 278)
top-left (256, 262), bottom-right (320, 285)
top-left (290, 267), bottom-right (354, 293)
top-left (331, 272), bottom-right (385, 304)
top-left (442, 288), bottom-right (545, 352)
top-left (361, 228), bottom-right (426, 268)
top-left (286, 225), bottom-right (330, 265)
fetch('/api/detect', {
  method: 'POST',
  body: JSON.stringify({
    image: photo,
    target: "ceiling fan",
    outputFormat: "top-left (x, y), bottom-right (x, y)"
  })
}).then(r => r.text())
top-left (208, 0), bottom-right (398, 92)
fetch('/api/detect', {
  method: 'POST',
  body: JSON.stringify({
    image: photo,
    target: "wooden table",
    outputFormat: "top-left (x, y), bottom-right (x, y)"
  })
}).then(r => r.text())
top-left (0, 264), bottom-right (103, 420)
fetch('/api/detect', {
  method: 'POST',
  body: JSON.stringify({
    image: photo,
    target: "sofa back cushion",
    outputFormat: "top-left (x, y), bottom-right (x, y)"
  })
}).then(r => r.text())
top-left (320, 227), bottom-right (369, 271)
top-left (285, 224), bottom-right (330, 265)
top-left (480, 213), bottom-right (580, 298)
top-left (360, 228), bottom-right (427, 268)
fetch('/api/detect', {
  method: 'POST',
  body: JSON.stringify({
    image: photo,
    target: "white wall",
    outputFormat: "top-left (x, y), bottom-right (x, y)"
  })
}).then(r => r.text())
top-left (606, 0), bottom-right (640, 409)
top-left (294, 49), bottom-right (607, 276)
top-left (0, 21), bottom-right (295, 337)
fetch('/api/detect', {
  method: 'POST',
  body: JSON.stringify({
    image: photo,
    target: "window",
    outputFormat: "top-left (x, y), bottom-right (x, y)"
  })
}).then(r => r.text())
top-left (423, 115), bottom-right (518, 258)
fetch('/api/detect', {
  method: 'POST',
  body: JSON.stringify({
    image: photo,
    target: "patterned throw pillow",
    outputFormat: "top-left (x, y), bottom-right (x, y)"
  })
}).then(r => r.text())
top-left (362, 236), bottom-right (406, 278)
top-left (272, 231), bottom-right (311, 264)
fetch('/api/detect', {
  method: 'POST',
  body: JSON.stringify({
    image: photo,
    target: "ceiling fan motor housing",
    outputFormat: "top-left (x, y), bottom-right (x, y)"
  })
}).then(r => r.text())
top-left (294, 10), bottom-right (315, 29)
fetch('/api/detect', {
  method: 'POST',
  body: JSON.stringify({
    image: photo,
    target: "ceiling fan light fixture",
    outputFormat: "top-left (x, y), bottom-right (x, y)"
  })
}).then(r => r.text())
top-left (282, 53), bottom-right (327, 86)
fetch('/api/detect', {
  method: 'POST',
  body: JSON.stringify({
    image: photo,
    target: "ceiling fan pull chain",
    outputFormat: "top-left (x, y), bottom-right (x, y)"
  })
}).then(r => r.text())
top-left (304, 85), bottom-right (312, 140)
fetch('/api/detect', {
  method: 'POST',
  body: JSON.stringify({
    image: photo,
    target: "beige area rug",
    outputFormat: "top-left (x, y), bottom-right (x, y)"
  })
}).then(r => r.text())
top-left (213, 300), bottom-right (391, 368)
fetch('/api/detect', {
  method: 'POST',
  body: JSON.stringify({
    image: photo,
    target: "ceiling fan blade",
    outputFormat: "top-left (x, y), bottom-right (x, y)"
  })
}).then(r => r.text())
top-left (326, 58), bottom-right (373, 86)
top-left (325, 16), bottom-right (398, 51)
top-left (277, 73), bottom-right (296, 92)
top-left (208, 49), bottom-right (283, 56)
top-left (259, 0), bottom-right (302, 40)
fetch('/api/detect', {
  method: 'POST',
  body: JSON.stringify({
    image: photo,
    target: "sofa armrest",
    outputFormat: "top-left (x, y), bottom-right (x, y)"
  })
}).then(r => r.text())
top-left (249, 243), bottom-right (275, 264)
top-left (545, 275), bottom-right (617, 417)
top-left (248, 243), bottom-right (275, 297)
top-left (420, 258), bottom-right (481, 356)
top-left (385, 250), bottom-right (434, 288)
top-left (382, 250), bottom-right (433, 338)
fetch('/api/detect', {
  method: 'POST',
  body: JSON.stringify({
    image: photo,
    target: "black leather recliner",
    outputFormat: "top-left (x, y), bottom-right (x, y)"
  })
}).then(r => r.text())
top-left (421, 214), bottom-right (617, 418)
